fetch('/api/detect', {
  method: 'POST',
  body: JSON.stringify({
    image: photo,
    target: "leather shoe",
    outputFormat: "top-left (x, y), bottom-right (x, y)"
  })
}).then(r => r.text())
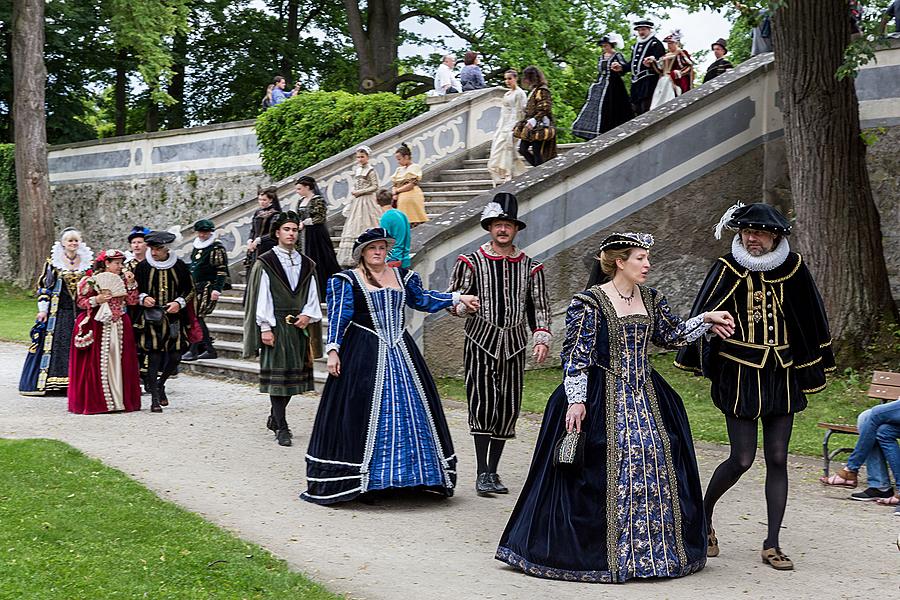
top-left (150, 403), bottom-right (163, 413)
top-left (197, 348), bottom-right (218, 360)
top-left (488, 473), bottom-right (509, 494)
top-left (276, 428), bottom-right (292, 447)
top-left (476, 473), bottom-right (494, 496)
top-left (158, 387), bottom-right (169, 407)
top-left (266, 415), bottom-right (277, 433)
top-left (181, 346), bottom-right (199, 362)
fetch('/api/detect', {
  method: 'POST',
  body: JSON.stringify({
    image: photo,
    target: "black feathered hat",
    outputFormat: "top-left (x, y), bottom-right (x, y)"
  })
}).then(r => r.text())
top-left (717, 203), bottom-right (792, 238)
top-left (480, 192), bottom-right (526, 230)
top-left (127, 225), bottom-right (151, 242)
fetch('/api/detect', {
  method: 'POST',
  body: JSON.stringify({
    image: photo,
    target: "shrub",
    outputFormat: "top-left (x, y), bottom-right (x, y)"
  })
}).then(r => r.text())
top-left (255, 91), bottom-right (428, 181)
top-left (0, 144), bottom-right (17, 266)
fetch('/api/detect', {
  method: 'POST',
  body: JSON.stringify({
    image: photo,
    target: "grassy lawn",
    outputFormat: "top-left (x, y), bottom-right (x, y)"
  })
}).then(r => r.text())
top-left (436, 353), bottom-right (875, 457)
top-left (0, 282), bottom-right (34, 343)
top-left (0, 439), bottom-right (339, 600)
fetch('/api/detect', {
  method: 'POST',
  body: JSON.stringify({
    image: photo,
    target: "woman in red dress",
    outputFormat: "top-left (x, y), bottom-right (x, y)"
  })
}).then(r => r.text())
top-left (68, 249), bottom-right (142, 414)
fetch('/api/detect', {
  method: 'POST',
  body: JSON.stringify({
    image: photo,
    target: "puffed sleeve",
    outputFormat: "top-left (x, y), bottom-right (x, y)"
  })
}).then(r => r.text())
top-left (308, 196), bottom-right (328, 225)
top-left (651, 291), bottom-right (710, 350)
top-left (359, 168), bottom-right (379, 195)
top-left (406, 164), bottom-right (423, 182)
top-left (211, 245), bottom-right (229, 292)
top-left (404, 270), bottom-right (459, 313)
top-left (36, 260), bottom-right (53, 312)
top-left (446, 255), bottom-right (475, 317)
top-left (76, 276), bottom-right (96, 311)
top-left (559, 297), bottom-right (597, 404)
top-left (325, 274), bottom-right (355, 354)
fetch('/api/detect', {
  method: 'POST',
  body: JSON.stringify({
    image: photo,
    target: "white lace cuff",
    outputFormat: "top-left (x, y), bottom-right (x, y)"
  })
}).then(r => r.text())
top-left (324, 343), bottom-right (340, 355)
top-left (532, 330), bottom-right (551, 347)
top-left (683, 313), bottom-right (712, 343)
top-left (37, 300), bottom-right (49, 313)
top-left (454, 302), bottom-right (469, 317)
top-left (451, 292), bottom-right (461, 305)
top-left (175, 297), bottom-right (186, 309)
top-left (564, 372), bottom-right (588, 404)
top-left (303, 217), bottom-right (314, 226)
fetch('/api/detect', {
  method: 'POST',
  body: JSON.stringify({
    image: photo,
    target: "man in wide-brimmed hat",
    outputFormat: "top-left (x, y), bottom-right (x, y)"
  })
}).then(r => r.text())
top-left (703, 38), bottom-right (734, 83)
top-left (182, 219), bottom-right (230, 362)
top-left (447, 192), bottom-right (552, 496)
top-left (676, 202), bottom-right (834, 571)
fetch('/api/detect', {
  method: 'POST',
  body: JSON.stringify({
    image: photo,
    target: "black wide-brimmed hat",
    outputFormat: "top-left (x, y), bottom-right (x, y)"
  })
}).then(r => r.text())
top-left (128, 225), bottom-right (151, 242)
top-left (145, 231), bottom-right (177, 247)
top-left (597, 232), bottom-right (655, 253)
top-left (727, 203), bottom-right (792, 236)
top-left (352, 227), bottom-right (395, 262)
top-left (633, 19), bottom-right (655, 29)
top-left (193, 219), bottom-right (215, 232)
top-left (481, 192), bottom-right (526, 230)
top-left (269, 210), bottom-right (301, 237)
top-left (711, 38), bottom-right (728, 53)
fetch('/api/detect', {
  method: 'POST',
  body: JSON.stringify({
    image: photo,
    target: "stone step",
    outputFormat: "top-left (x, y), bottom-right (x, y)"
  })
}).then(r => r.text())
top-left (462, 158), bottom-right (488, 168)
top-left (423, 190), bottom-right (485, 201)
top-left (206, 339), bottom-right (244, 359)
top-left (439, 168), bottom-right (492, 182)
top-left (182, 355), bottom-right (328, 387)
top-left (420, 180), bottom-right (494, 192)
top-left (204, 308), bottom-right (244, 326)
top-left (216, 295), bottom-right (243, 306)
top-left (206, 322), bottom-right (245, 343)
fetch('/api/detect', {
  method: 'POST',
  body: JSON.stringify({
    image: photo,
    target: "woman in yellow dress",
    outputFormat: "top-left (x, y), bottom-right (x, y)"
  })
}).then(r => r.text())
top-left (390, 143), bottom-right (428, 225)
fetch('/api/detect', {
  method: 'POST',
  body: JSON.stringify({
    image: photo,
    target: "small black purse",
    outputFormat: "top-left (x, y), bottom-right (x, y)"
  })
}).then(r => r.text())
top-left (144, 307), bottom-right (164, 323)
top-left (553, 429), bottom-right (585, 469)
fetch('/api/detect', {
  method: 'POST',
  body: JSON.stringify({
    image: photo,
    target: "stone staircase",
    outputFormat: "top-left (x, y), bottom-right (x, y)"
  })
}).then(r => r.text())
top-left (184, 143), bottom-right (578, 386)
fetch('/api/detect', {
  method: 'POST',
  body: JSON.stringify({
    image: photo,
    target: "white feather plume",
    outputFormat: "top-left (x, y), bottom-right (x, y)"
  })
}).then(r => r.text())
top-left (481, 202), bottom-right (504, 221)
top-left (714, 203), bottom-right (744, 240)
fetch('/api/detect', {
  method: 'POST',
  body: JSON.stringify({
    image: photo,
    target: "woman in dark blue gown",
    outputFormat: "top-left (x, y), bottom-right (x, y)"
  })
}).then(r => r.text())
top-left (496, 232), bottom-right (734, 583)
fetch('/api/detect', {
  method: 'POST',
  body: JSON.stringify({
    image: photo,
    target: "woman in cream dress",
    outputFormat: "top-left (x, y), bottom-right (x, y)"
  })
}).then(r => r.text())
top-left (649, 30), bottom-right (694, 110)
top-left (487, 70), bottom-right (527, 186)
top-left (390, 143), bottom-right (428, 225)
top-left (338, 145), bottom-right (382, 266)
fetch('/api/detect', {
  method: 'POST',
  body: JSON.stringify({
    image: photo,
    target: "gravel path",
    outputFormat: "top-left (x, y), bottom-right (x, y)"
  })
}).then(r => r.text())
top-left (1, 342), bottom-right (897, 599)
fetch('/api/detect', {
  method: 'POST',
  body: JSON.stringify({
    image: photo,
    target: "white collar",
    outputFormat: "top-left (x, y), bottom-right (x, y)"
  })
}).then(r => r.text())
top-left (636, 33), bottom-right (653, 43)
top-left (193, 232), bottom-right (218, 249)
top-left (354, 164), bottom-right (373, 177)
top-left (146, 249), bottom-right (178, 269)
top-left (274, 246), bottom-right (300, 260)
top-left (731, 234), bottom-right (790, 272)
top-left (51, 241), bottom-right (93, 272)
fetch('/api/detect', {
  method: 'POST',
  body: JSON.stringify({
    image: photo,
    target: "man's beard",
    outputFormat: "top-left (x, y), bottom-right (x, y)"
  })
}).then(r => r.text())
top-left (745, 245), bottom-right (770, 257)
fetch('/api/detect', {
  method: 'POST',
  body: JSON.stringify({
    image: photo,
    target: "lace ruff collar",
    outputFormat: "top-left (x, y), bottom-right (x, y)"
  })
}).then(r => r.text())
top-left (193, 232), bottom-right (218, 249)
top-left (51, 241), bottom-right (93, 272)
top-left (146, 250), bottom-right (178, 269)
top-left (731, 234), bottom-right (790, 272)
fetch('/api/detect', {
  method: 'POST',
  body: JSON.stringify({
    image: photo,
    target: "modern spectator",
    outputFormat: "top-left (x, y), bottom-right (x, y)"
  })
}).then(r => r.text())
top-left (261, 84), bottom-right (275, 110)
top-left (734, 3), bottom-right (773, 56)
top-left (272, 76), bottom-right (300, 105)
top-left (376, 189), bottom-right (411, 268)
top-left (880, 0), bottom-right (900, 36)
top-left (460, 51), bottom-right (486, 92)
top-left (434, 54), bottom-right (461, 95)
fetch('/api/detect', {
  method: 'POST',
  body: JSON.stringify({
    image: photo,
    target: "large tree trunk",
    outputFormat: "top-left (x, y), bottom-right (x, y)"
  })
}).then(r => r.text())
top-left (114, 48), bottom-right (128, 136)
top-left (166, 30), bottom-right (187, 130)
top-left (772, 0), bottom-right (898, 364)
top-left (279, 0), bottom-right (299, 83)
top-left (11, 0), bottom-right (54, 287)
top-left (343, 0), bottom-right (401, 92)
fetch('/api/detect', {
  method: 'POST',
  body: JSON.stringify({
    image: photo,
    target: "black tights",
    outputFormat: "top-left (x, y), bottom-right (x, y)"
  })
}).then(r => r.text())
top-left (146, 350), bottom-right (181, 398)
top-left (704, 413), bottom-right (794, 548)
top-left (270, 395), bottom-right (291, 431)
top-left (518, 139), bottom-right (551, 167)
top-left (474, 436), bottom-right (507, 475)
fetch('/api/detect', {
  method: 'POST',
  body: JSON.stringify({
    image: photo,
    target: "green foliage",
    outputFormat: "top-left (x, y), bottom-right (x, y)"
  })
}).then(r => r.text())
top-left (726, 12), bottom-right (753, 65)
top-left (255, 91), bottom-right (427, 181)
top-left (0, 144), bottom-right (17, 268)
top-left (0, 438), bottom-right (340, 599)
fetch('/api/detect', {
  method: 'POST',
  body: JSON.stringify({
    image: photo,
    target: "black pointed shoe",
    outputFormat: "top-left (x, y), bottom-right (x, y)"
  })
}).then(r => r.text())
top-left (158, 387), bottom-right (169, 407)
top-left (476, 473), bottom-right (494, 496)
top-left (276, 428), bottom-right (292, 447)
top-left (488, 473), bottom-right (509, 494)
top-left (266, 415), bottom-right (277, 433)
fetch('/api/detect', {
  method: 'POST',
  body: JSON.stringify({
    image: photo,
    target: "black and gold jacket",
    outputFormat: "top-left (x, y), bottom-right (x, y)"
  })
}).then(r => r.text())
top-left (188, 241), bottom-right (228, 291)
top-left (675, 252), bottom-right (835, 394)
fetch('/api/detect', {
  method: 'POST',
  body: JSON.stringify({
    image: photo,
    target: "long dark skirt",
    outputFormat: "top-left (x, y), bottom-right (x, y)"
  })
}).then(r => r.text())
top-left (496, 366), bottom-right (706, 583)
top-left (572, 76), bottom-right (634, 140)
top-left (302, 224), bottom-right (340, 301)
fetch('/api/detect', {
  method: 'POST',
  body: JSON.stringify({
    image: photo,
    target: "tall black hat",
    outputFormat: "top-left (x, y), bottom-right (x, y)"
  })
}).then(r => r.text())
top-left (711, 38), bottom-right (728, 53)
top-left (144, 231), bottom-right (177, 247)
top-left (725, 203), bottom-right (792, 236)
top-left (269, 210), bottom-right (301, 238)
top-left (352, 227), bottom-right (396, 262)
top-left (127, 225), bottom-right (151, 242)
top-left (480, 192), bottom-right (526, 230)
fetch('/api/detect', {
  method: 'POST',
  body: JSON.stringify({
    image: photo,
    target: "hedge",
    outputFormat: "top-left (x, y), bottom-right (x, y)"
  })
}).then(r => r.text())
top-left (0, 144), bottom-right (17, 266)
top-left (255, 91), bottom-right (428, 181)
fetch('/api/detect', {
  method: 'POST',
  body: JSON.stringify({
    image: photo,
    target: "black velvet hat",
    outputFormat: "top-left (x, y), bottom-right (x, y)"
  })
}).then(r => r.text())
top-left (144, 231), bottom-right (177, 247)
top-left (352, 227), bottom-right (395, 262)
top-left (193, 219), bottom-right (215, 232)
top-left (597, 232), bottom-right (655, 253)
top-left (726, 203), bottom-right (792, 236)
top-left (481, 192), bottom-right (526, 230)
top-left (127, 225), bottom-right (151, 242)
top-left (711, 38), bottom-right (728, 53)
top-left (633, 19), bottom-right (655, 29)
top-left (269, 210), bottom-right (301, 238)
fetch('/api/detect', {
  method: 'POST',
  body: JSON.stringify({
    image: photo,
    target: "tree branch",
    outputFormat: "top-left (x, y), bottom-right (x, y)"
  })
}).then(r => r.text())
top-left (400, 9), bottom-right (481, 45)
top-left (374, 72), bottom-right (433, 92)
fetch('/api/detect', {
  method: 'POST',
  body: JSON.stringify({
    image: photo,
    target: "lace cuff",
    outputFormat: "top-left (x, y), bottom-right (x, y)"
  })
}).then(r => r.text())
top-left (37, 300), bottom-right (49, 313)
top-left (564, 372), bottom-right (587, 404)
top-left (174, 297), bottom-right (186, 309)
top-left (683, 313), bottom-right (712, 343)
top-left (454, 302), bottom-right (469, 317)
top-left (532, 330), bottom-right (551, 347)
top-left (324, 343), bottom-right (340, 355)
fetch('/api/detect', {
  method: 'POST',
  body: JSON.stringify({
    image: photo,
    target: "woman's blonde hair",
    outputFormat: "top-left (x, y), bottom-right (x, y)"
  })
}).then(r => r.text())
top-left (598, 247), bottom-right (634, 276)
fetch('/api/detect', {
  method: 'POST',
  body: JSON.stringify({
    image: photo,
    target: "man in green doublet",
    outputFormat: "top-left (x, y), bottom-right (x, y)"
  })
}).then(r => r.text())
top-left (243, 211), bottom-right (322, 447)
top-left (182, 219), bottom-right (229, 361)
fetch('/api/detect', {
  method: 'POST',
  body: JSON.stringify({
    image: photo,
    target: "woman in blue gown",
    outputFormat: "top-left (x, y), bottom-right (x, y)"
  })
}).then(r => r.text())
top-left (301, 228), bottom-right (480, 505)
top-left (496, 232), bottom-right (735, 583)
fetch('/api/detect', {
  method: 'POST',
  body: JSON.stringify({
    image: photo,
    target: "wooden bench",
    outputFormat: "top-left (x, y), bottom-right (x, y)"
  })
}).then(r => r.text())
top-left (817, 371), bottom-right (900, 477)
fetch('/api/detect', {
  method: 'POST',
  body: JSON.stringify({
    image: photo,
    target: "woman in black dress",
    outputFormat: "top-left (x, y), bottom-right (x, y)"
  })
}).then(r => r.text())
top-left (294, 175), bottom-right (341, 301)
top-left (572, 35), bottom-right (634, 140)
top-left (244, 187), bottom-right (282, 281)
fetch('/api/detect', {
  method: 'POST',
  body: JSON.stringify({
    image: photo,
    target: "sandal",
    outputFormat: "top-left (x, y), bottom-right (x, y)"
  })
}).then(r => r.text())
top-left (707, 527), bottom-right (720, 557)
top-left (761, 546), bottom-right (794, 571)
top-left (819, 468), bottom-right (858, 489)
top-left (875, 494), bottom-right (900, 506)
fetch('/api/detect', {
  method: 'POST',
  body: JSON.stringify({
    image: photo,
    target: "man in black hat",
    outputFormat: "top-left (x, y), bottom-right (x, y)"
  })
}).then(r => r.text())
top-left (242, 211), bottom-right (321, 447)
top-left (182, 219), bottom-right (229, 361)
top-left (447, 192), bottom-right (552, 496)
top-left (703, 38), bottom-right (734, 83)
top-left (134, 230), bottom-right (195, 412)
top-left (611, 19), bottom-right (665, 115)
top-left (676, 202), bottom-right (834, 571)
top-left (124, 225), bottom-right (152, 390)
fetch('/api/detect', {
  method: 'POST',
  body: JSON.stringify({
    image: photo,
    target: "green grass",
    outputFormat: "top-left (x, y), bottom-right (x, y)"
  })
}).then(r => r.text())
top-left (436, 353), bottom-right (876, 457)
top-left (0, 282), bottom-right (34, 343)
top-left (0, 439), bottom-right (339, 600)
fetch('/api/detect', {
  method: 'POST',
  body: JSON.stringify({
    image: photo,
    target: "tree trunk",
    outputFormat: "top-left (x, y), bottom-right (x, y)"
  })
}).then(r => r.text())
top-left (11, 0), bottom-right (54, 287)
top-left (114, 48), bottom-right (128, 137)
top-left (166, 30), bottom-right (187, 130)
top-left (772, 0), bottom-right (898, 363)
top-left (279, 0), bottom-right (299, 83)
top-left (1, 19), bottom-right (13, 142)
top-left (343, 0), bottom-right (401, 92)
top-left (145, 97), bottom-right (159, 132)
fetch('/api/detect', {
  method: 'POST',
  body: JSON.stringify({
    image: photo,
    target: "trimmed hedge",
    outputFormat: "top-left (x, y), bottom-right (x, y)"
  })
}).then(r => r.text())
top-left (0, 144), bottom-right (17, 266)
top-left (255, 91), bottom-right (428, 181)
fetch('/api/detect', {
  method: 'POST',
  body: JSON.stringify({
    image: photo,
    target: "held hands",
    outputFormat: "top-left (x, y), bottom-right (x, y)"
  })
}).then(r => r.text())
top-left (292, 315), bottom-right (310, 329)
top-left (610, 62), bottom-right (623, 72)
top-left (565, 403), bottom-right (586, 433)
top-left (704, 311), bottom-right (735, 339)
top-left (261, 330), bottom-right (275, 346)
top-left (211, 290), bottom-right (221, 301)
top-left (533, 344), bottom-right (549, 364)
top-left (460, 295), bottom-right (480, 313)
top-left (327, 350), bottom-right (341, 377)
top-left (165, 301), bottom-right (180, 314)
top-left (247, 239), bottom-right (258, 252)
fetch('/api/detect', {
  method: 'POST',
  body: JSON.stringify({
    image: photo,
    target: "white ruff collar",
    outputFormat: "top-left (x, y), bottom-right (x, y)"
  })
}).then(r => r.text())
top-left (193, 232), bottom-right (218, 249)
top-left (51, 241), bottom-right (93, 272)
top-left (146, 250), bottom-right (178, 269)
top-left (636, 33), bottom-right (653, 43)
top-left (731, 234), bottom-right (790, 272)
